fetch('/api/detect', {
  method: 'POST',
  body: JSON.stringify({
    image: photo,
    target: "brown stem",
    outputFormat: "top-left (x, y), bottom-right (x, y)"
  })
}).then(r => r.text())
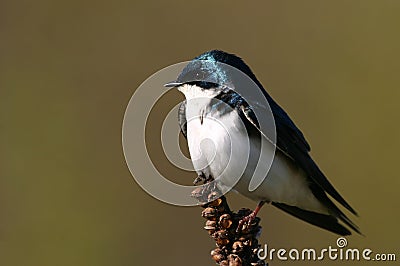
top-left (191, 184), bottom-right (268, 266)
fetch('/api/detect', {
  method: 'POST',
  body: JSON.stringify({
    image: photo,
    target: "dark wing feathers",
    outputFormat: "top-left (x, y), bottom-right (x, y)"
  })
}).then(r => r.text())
top-left (265, 95), bottom-right (358, 216)
top-left (267, 98), bottom-right (311, 153)
top-left (237, 89), bottom-right (360, 234)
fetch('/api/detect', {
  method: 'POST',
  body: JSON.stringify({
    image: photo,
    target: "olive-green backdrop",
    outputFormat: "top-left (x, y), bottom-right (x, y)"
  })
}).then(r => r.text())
top-left (1, 1), bottom-right (399, 265)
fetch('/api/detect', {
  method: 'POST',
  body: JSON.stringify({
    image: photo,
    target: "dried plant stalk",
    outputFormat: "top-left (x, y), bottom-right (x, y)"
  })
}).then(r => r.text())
top-left (192, 184), bottom-right (267, 266)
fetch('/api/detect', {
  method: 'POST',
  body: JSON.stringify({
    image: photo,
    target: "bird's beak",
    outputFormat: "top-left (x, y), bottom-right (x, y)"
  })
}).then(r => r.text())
top-left (164, 81), bottom-right (183, 88)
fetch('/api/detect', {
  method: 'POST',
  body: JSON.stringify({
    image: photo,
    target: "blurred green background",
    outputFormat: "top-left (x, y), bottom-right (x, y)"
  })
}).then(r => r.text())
top-left (1, 1), bottom-right (399, 265)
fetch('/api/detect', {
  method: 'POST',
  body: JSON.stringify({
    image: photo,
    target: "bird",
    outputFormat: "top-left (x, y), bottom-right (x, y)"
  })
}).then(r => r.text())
top-left (165, 50), bottom-right (360, 235)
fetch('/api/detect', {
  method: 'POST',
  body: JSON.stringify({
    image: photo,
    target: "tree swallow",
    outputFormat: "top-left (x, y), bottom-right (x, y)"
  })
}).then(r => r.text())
top-left (165, 50), bottom-right (360, 235)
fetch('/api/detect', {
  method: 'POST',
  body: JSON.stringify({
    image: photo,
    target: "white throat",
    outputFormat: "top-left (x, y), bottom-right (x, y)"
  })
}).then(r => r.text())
top-left (177, 84), bottom-right (219, 101)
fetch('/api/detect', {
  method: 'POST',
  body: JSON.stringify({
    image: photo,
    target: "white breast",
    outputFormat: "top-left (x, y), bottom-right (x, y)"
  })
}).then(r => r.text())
top-left (178, 84), bottom-right (247, 179)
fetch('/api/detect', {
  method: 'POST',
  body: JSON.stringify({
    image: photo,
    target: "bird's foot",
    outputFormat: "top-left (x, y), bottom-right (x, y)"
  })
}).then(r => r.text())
top-left (237, 210), bottom-right (258, 233)
top-left (236, 201), bottom-right (265, 233)
top-left (191, 176), bottom-right (221, 205)
top-left (193, 175), bottom-right (205, 185)
top-left (193, 174), bottom-right (213, 185)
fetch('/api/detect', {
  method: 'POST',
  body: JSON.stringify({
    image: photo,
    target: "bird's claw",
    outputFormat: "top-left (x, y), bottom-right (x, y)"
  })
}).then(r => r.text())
top-left (236, 211), bottom-right (257, 233)
top-left (193, 175), bottom-right (205, 185)
top-left (191, 176), bottom-right (220, 204)
top-left (193, 174), bottom-right (213, 185)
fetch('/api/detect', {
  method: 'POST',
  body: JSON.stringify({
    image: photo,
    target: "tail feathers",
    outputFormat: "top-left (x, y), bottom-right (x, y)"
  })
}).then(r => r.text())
top-left (330, 204), bottom-right (361, 235)
top-left (309, 184), bottom-right (362, 235)
top-left (322, 198), bottom-right (362, 235)
top-left (272, 202), bottom-right (352, 236)
top-left (296, 153), bottom-right (358, 216)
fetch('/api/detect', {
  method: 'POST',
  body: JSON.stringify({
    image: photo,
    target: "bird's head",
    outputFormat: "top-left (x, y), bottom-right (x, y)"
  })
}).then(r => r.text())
top-left (165, 50), bottom-right (262, 97)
